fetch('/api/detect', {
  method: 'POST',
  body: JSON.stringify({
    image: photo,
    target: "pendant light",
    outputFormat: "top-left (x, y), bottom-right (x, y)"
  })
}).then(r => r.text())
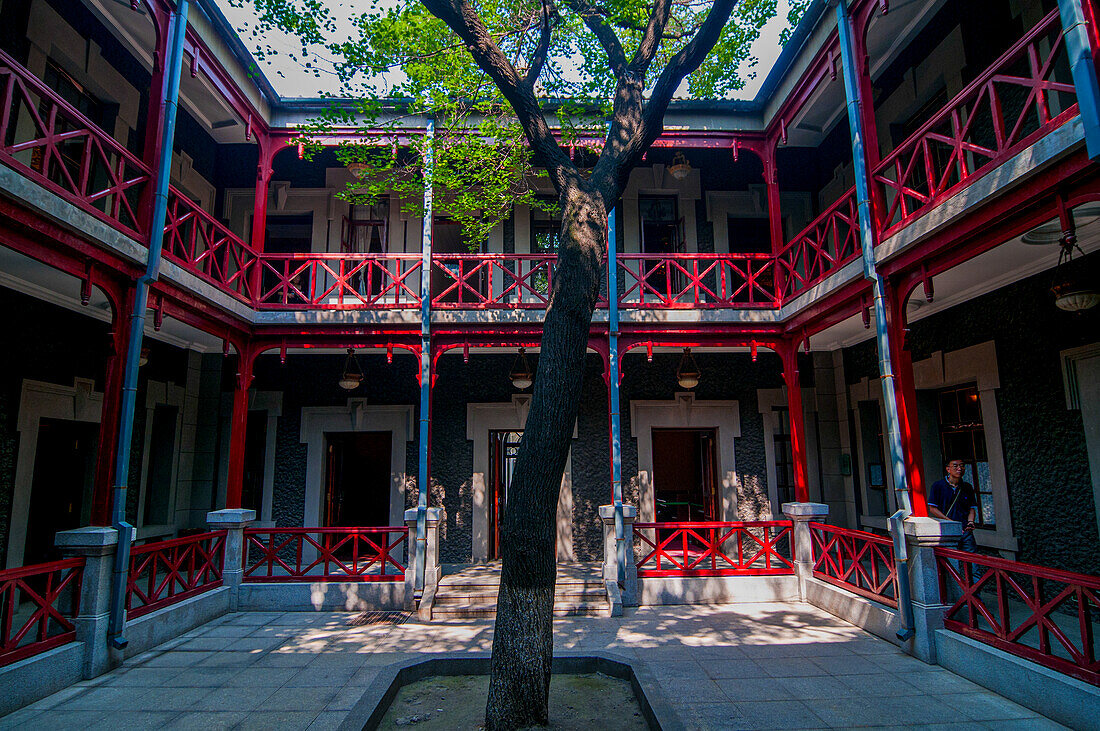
top-left (676, 348), bottom-right (701, 389)
top-left (1051, 230), bottom-right (1099, 312)
top-left (338, 348), bottom-right (364, 390)
top-left (510, 348), bottom-right (534, 390)
top-left (668, 151), bottom-right (692, 180)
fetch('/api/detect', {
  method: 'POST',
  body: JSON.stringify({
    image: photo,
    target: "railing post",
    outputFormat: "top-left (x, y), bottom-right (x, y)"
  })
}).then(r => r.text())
top-left (207, 509), bottom-right (255, 612)
top-left (55, 527), bottom-right (121, 678)
top-left (782, 502), bottom-right (829, 600)
top-left (600, 504), bottom-right (637, 610)
top-left (901, 516), bottom-right (962, 664)
top-left (405, 507), bottom-right (441, 619)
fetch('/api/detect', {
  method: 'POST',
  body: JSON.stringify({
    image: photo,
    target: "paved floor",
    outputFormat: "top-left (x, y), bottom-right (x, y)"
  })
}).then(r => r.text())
top-left (0, 603), bottom-right (1065, 730)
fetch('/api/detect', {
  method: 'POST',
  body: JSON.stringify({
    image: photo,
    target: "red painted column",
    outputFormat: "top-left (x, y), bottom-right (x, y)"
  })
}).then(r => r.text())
top-left (225, 345), bottom-right (255, 509)
top-left (883, 280), bottom-right (929, 517)
top-left (248, 136), bottom-right (275, 301)
top-left (852, 7), bottom-right (886, 233)
top-left (139, 7), bottom-right (172, 233)
top-left (780, 340), bottom-right (810, 503)
top-left (764, 145), bottom-right (787, 299)
top-left (91, 285), bottom-right (132, 525)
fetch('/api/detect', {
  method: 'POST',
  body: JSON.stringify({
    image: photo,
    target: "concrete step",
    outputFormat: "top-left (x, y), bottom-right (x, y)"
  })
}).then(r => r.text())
top-left (431, 599), bottom-right (611, 619)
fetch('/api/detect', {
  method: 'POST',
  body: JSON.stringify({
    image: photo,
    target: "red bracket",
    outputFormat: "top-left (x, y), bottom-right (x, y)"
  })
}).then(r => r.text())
top-left (921, 265), bottom-right (934, 302)
top-left (750, 340), bottom-right (758, 362)
top-left (279, 340), bottom-right (287, 365)
top-left (80, 263), bottom-right (92, 306)
top-left (153, 296), bottom-right (163, 331)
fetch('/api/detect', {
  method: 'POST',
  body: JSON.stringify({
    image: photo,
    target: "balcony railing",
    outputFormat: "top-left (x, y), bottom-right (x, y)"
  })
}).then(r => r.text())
top-left (254, 252), bottom-right (423, 309)
top-left (163, 187), bottom-right (258, 303)
top-left (126, 531), bottom-right (227, 619)
top-left (618, 254), bottom-right (778, 308)
top-left (242, 527), bottom-right (408, 582)
top-left (634, 520), bottom-right (795, 576)
top-left (810, 522), bottom-right (897, 607)
top-left (777, 188), bottom-right (861, 301)
top-left (0, 49), bottom-right (151, 239)
top-left (0, 557), bottom-right (84, 666)
top-left (873, 8), bottom-right (1078, 238)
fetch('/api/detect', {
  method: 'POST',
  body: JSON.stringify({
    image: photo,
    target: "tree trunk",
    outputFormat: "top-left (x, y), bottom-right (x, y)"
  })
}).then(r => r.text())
top-left (485, 185), bottom-right (607, 730)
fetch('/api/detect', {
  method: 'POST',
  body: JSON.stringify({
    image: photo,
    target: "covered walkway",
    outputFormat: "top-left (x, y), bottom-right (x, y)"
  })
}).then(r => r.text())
top-left (0, 603), bottom-right (1063, 730)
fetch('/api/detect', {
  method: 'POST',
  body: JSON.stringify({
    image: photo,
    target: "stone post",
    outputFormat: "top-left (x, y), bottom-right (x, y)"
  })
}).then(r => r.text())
top-left (55, 526), bottom-right (121, 678)
top-left (902, 516), bottom-right (961, 664)
top-left (782, 502), bottom-right (829, 600)
top-left (599, 504), bottom-right (637, 610)
top-left (207, 508), bottom-right (255, 612)
top-left (405, 507), bottom-right (442, 619)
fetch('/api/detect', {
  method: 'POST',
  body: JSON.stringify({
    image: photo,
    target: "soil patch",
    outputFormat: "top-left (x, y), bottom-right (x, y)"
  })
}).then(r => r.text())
top-left (377, 673), bottom-right (649, 730)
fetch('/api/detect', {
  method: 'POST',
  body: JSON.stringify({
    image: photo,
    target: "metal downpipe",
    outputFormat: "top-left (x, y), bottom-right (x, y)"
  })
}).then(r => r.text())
top-left (106, 0), bottom-right (190, 649)
top-left (607, 206), bottom-right (625, 586)
top-left (836, 0), bottom-right (915, 641)
top-left (415, 118), bottom-right (434, 593)
top-left (1058, 0), bottom-right (1100, 158)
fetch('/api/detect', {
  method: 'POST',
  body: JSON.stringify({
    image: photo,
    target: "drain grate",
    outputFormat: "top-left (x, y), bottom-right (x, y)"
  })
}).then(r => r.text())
top-left (347, 611), bottom-right (412, 627)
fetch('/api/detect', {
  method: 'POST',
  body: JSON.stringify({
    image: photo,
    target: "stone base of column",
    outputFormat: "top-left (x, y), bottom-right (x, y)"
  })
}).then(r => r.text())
top-left (599, 504), bottom-right (637, 609)
top-left (781, 502), bottom-right (829, 600)
top-left (55, 526), bottom-right (120, 678)
top-left (903, 516), bottom-right (962, 664)
top-left (405, 508), bottom-right (443, 619)
top-left (207, 509), bottom-right (256, 612)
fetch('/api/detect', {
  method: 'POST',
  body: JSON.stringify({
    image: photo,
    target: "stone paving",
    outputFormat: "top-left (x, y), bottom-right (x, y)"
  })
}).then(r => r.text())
top-left (0, 602), bottom-right (1066, 730)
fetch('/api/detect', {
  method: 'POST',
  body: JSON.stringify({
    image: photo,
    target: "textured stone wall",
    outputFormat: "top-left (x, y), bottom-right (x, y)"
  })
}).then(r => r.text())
top-left (843, 257), bottom-right (1099, 573)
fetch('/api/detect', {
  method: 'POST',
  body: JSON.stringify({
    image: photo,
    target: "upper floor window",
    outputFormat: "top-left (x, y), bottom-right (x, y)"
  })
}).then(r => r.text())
top-left (727, 216), bottom-right (772, 255)
top-left (531, 197), bottom-right (561, 254)
top-left (937, 383), bottom-right (995, 527)
top-left (639, 195), bottom-right (682, 254)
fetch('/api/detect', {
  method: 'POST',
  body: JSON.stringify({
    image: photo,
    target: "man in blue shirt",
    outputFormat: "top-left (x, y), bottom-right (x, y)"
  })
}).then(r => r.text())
top-left (927, 459), bottom-right (977, 552)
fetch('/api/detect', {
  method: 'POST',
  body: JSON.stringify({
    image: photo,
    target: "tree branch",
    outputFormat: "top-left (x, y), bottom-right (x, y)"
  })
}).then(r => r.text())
top-left (628, 0), bottom-right (673, 76)
top-left (524, 0), bottom-right (554, 87)
top-left (561, 0), bottom-right (627, 77)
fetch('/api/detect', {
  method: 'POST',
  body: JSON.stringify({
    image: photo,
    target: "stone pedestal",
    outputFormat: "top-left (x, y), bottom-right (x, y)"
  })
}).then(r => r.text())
top-left (207, 509), bottom-right (256, 612)
top-left (781, 502), bottom-right (829, 600)
top-left (599, 504), bottom-right (638, 608)
top-left (405, 508), bottom-right (442, 618)
top-left (903, 516), bottom-right (962, 663)
top-left (55, 526), bottom-right (120, 678)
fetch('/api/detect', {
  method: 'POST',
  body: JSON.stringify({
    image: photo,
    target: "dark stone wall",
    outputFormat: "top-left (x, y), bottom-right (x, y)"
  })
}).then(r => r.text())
top-left (842, 256), bottom-right (1099, 573)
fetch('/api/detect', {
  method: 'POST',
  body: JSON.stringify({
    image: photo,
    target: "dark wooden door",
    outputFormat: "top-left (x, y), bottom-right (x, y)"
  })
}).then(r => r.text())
top-left (24, 418), bottom-right (98, 565)
top-left (324, 432), bottom-right (392, 527)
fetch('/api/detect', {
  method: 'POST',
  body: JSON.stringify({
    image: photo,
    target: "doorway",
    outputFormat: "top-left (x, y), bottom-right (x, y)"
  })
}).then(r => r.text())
top-left (323, 431), bottom-right (392, 527)
top-left (652, 428), bottom-right (718, 522)
top-left (488, 430), bottom-right (522, 559)
top-left (24, 418), bottom-right (98, 565)
top-left (432, 219), bottom-right (486, 303)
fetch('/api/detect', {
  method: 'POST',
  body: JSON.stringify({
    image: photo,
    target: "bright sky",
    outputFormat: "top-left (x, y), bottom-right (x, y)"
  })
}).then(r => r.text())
top-left (215, 0), bottom-right (795, 101)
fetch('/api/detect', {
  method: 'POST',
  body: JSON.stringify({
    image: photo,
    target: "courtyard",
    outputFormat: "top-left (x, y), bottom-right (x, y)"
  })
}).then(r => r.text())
top-left (0, 603), bottom-right (1064, 730)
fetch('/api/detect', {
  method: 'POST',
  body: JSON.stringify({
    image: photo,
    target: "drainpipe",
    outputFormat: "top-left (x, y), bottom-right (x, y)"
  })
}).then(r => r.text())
top-left (106, 0), bottom-right (190, 649)
top-left (1058, 0), bottom-right (1100, 158)
top-left (415, 118), bottom-right (434, 592)
top-left (607, 206), bottom-right (626, 586)
top-left (835, 0), bottom-right (915, 641)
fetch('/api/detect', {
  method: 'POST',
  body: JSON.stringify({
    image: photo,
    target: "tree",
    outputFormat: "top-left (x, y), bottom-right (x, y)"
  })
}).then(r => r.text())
top-left (235, 0), bottom-right (780, 726)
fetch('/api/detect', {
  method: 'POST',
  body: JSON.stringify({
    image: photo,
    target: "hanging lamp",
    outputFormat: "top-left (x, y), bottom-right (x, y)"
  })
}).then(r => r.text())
top-left (510, 348), bottom-right (534, 390)
top-left (668, 151), bottom-right (692, 180)
top-left (676, 348), bottom-right (701, 389)
top-left (338, 348), bottom-right (364, 390)
top-left (1051, 230), bottom-right (1099, 312)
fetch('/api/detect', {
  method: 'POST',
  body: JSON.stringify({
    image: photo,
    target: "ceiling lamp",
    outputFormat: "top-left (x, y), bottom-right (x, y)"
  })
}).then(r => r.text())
top-left (138, 347), bottom-right (150, 367)
top-left (668, 152), bottom-right (692, 180)
top-left (346, 161), bottom-right (368, 180)
top-left (338, 348), bottom-right (364, 390)
top-left (676, 348), bottom-right (701, 389)
top-left (1051, 230), bottom-right (1099, 312)
top-left (510, 348), bottom-right (534, 390)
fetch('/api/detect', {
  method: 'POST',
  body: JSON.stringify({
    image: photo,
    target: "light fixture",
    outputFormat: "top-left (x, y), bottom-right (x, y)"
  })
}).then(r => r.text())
top-left (138, 347), bottom-right (150, 367)
top-left (668, 151), bottom-right (692, 180)
top-left (346, 161), bottom-right (368, 180)
top-left (338, 348), bottom-right (364, 390)
top-left (510, 348), bottom-right (534, 390)
top-left (676, 348), bottom-right (701, 389)
top-left (1051, 230), bottom-right (1099, 312)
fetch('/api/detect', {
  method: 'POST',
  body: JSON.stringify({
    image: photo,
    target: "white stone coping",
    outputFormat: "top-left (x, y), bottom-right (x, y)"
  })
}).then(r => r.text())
top-left (599, 504), bottom-right (638, 521)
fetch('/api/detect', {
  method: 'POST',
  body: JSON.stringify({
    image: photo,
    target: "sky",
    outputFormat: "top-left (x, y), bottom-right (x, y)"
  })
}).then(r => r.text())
top-left (214, 0), bottom-right (795, 101)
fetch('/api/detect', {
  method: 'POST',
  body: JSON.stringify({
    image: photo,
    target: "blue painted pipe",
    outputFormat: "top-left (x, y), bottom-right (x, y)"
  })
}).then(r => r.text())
top-left (836, 0), bottom-right (915, 639)
top-left (607, 206), bottom-right (625, 586)
top-left (415, 118), bottom-right (434, 592)
top-left (1058, 0), bottom-right (1100, 158)
top-left (107, 0), bottom-right (190, 649)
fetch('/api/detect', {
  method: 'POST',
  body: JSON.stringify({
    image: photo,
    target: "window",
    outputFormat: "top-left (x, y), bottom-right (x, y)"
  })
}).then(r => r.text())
top-left (727, 216), bottom-right (772, 254)
top-left (937, 384), bottom-right (995, 526)
top-left (639, 195), bottom-right (682, 254)
top-left (772, 407), bottom-right (796, 506)
top-left (530, 197), bottom-right (562, 254)
top-left (142, 404), bottom-right (179, 527)
top-left (858, 400), bottom-right (889, 517)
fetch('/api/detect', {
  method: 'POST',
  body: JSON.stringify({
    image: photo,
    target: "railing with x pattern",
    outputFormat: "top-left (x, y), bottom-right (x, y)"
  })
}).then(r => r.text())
top-left (125, 531), bottom-right (226, 619)
top-left (242, 527), bottom-right (408, 582)
top-left (809, 522), bottom-right (898, 607)
top-left (0, 557), bottom-right (84, 667)
top-left (872, 8), bottom-right (1078, 238)
top-left (254, 253), bottom-right (424, 309)
top-left (777, 188), bottom-right (861, 301)
top-left (936, 547), bottom-right (1100, 686)
top-left (163, 187), bottom-right (259, 303)
top-left (634, 521), bottom-right (795, 576)
top-left (431, 253), bottom-right (556, 308)
top-left (617, 254), bottom-right (779, 308)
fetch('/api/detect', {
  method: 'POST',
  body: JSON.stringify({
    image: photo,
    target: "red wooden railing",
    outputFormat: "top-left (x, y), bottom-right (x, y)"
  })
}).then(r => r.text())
top-left (936, 548), bottom-right (1100, 686)
top-left (0, 49), bottom-right (152, 239)
top-left (810, 522), bottom-right (897, 607)
top-left (873, 9), bottom-right (1078, 238)
top-left (0, 558), bottom-right (83, 667)
top-left (254, 253), bottom-right (423, 309)
top-left (777, 188), bottom-right (861, 300)
top-left (634, 521), bottom-right (794, 576)
top-left (617, 254), bottom-right (778, 308)
top-left (126, 531), bottom-right (226, 619)
top-left (162, 187), bottom-right (259, 303)
top-left (431, 253), bottom-right (556, 309)
top-left (242, 527), bottom-right (408, 582)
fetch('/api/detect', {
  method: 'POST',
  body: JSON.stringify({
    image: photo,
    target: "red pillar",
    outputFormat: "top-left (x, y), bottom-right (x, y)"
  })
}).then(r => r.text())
top-left (139, 7), bottom-right (172, 232)
top-left (225, 345), bottom-right (255, 509)
top-left (91, 285), bottom-right (132, 525)
top-left (764, 146), bottom-right (786, 299)
top-left (780, 340), bottom-right (810, 503)
top-left (883, 280), bottom-right (929, 517)
top-left (248, 136), bottom-right (275, 300)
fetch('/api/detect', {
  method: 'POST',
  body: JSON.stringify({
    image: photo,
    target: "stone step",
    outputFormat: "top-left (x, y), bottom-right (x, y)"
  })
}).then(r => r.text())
top-left (430, 599), bottom-right (610, 619)
top-left (433, 589), bottom-right (606, 606)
